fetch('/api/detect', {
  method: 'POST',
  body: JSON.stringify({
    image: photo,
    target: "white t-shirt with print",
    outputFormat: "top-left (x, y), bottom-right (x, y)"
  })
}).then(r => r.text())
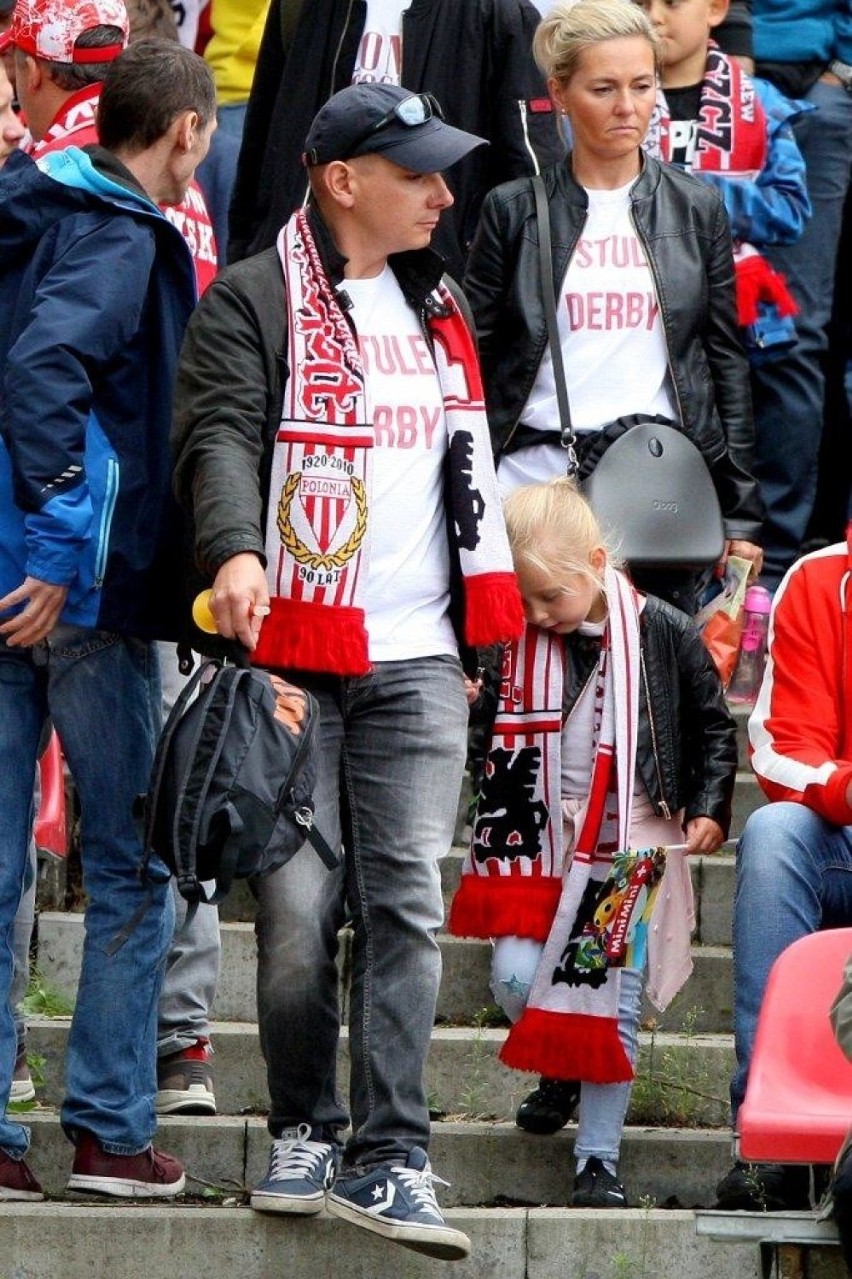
top-left (499, 179), bottom-right (676, 494)
top-left (343, 266), bottom-right (457, 661)
top-left (351, 0), bottom-right (406, 84)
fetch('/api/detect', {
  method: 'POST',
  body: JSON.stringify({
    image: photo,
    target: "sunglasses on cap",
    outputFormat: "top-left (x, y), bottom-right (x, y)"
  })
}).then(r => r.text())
top-left (340, 92), bottom-right (445, 162)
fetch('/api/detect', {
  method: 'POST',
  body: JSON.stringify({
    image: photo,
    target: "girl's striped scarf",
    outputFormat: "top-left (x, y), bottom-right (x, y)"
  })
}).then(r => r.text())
top-left (451, 567), bottom-right (667, 1083)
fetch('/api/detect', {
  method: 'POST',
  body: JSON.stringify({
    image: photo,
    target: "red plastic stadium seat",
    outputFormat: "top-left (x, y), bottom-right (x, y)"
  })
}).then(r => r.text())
top-left (739, 928), bottom-right (852, 1165)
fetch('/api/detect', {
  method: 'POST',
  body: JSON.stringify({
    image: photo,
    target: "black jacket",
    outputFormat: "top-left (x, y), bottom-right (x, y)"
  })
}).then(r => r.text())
top-left (228, 0), bottom-right (565, 276)
top-left (171, 209), bottom-right (476, 655)
top-left (562, 596), bottom-right (737, 833)
top-left (464, 154), bottom-right (764, 543)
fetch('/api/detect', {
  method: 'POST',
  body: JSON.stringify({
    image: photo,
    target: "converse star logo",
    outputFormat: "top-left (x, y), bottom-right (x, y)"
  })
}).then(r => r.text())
top-left (367, 1181), bottom-right (396, 1214)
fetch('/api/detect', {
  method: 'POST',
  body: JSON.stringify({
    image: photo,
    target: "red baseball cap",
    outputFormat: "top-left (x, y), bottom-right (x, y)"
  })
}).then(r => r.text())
top-left (0, 0), bottom-right (129, 62)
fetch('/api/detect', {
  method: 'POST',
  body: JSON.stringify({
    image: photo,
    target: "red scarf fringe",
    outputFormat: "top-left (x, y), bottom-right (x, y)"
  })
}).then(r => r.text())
top-left (500, 1007), bottom-right (634, 1083)
top-left (252, 597), bottom-right (370, 676)
top-left (463, 572), bottom-right (524, 647)
top-left (448, 875), bottom-right (561, 941)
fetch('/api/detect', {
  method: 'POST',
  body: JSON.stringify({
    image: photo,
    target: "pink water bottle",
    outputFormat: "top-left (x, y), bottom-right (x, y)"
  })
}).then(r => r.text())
top-left (728, 585), bottom-right (772, 705)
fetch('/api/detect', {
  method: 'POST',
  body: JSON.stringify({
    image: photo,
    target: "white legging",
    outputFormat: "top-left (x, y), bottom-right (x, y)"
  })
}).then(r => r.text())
top-left (491, 935), bottom-right (643, 1166)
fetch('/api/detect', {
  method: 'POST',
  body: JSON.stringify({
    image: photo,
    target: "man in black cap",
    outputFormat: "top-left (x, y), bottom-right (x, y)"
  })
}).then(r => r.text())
top-left (172, 82), bottom-right (523, 1260)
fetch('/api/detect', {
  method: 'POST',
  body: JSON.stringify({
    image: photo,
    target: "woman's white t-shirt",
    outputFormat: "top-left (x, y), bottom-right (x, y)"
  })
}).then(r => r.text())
top-left (499, 178), bottom-right (676, 493)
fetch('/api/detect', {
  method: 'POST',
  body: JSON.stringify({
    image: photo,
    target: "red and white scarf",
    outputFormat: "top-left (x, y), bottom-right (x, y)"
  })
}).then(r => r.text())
top-left (451, 568), bottom-right (668, 1082)
top-left (644, 44), bottom-right (796, 328)
top-left (252, 209), bottom-right (524, 676)
top-left (646, 43), bottom-right (767, 178)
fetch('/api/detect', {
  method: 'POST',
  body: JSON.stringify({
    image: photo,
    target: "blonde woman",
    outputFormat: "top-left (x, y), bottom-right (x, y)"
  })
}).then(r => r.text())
top-left (464, 0), bottom-right (763, 616)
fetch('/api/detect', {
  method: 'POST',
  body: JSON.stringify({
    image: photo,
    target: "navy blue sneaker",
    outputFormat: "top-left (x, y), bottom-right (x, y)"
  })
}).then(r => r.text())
top-left (250, 1124), bottom-right (340, 1215)
top-left (326, 1147), bottom-right (471, 1260)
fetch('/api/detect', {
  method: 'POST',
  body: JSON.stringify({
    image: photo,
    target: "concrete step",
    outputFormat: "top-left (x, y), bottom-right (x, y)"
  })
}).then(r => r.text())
top-left (3, 1112), bottom-right (737, 1207)
top-left (0, 1201), bottom-right (778, 1279)
top-left (36, 913), bottom-right (734, 1034)
top-left (23, 1017), bottom-right (734, 1127)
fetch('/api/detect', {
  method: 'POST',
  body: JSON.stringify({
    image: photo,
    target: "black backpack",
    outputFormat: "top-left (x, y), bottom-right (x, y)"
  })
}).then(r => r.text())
top-left (141, 657), bottom-right (337, 905)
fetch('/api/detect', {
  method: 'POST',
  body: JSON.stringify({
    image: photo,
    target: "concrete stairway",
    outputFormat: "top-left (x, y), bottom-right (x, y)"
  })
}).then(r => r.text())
top-left (2, 708), bottom-right (844, 1277)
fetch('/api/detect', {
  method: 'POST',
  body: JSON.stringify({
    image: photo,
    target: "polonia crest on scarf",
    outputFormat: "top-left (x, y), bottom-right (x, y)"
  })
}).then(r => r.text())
top-left (251, 208), bottom-right (524, 676)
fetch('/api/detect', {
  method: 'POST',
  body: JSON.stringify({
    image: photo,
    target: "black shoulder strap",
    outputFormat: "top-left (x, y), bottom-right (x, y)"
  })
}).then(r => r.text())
top-left (172, 665), bottom-right (247, 884)
top-left (532, 173), bottom-right (578, 477)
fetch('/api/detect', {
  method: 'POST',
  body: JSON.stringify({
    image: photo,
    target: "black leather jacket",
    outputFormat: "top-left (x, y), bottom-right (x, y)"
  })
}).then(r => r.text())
top-left (562, 596), bottom-right (737, 832)
top-left (464, 154), bottom-right (764, 543)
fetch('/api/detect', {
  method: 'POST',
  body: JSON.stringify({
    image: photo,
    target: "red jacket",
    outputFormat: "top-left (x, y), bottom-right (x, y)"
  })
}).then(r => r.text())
top-left (749, 530), bottom-right (852, 824)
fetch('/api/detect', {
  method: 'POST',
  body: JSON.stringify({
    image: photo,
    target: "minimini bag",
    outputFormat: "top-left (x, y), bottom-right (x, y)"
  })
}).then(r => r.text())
top-left (532, 176), bottom-right (725, 570)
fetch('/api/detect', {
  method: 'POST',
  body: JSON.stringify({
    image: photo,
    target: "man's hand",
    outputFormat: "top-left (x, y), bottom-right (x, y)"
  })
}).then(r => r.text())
top-left (208, 552), bottom-right (270, 650)
top-left (683, 816), bottom-right (726, 855)
top-left (0, 577), bottom-right (68, 647)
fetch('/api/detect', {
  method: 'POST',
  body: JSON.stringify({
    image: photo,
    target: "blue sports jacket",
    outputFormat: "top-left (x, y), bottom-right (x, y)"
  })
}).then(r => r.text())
top-left (754, 0), bottom-right (852, 67)
top-left (0, 145), bottom-right (197, 640)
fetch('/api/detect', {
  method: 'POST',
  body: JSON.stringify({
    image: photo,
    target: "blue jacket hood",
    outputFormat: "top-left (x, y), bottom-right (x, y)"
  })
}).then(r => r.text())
top-left (0, 145), bottom-right (164, 256)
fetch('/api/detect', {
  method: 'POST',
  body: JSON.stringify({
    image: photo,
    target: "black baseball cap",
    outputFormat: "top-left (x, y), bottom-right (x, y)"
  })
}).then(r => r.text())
top-left (303, 83), bottom-right (487, 173)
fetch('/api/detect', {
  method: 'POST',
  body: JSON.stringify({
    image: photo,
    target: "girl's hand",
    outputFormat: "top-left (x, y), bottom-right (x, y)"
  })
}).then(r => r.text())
top-left (683, 816), bottom-right (726, 855)
top-left (463, 675), bottom-right (483, 706)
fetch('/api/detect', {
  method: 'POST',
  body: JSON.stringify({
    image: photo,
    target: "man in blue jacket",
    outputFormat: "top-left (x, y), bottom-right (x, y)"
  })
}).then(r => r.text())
top-left (0, 38), bottom-right (216, 1200)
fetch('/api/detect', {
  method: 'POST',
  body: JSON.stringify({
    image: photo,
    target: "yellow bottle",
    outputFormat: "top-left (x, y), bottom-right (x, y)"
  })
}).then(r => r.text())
top-left (192, 589), bottom-right (218, 635)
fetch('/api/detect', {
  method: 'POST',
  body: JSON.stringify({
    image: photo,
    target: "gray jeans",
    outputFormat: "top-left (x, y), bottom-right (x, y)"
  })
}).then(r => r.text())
top-left (253, 655), bottom-right (468, 1169)
top-left (11, 839), bottom-right (36, 1057)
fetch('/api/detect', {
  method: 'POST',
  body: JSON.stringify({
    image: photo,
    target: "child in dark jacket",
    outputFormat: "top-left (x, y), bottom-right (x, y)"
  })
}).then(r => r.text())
top-left (640, 0), bottom-right (811, 362)
top-left (450, 479), bottom-right (737, 1207)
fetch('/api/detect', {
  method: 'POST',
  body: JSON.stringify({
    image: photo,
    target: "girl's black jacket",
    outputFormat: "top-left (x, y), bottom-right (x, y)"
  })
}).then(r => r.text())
top-left (562, 595), bottom-right (737, 833)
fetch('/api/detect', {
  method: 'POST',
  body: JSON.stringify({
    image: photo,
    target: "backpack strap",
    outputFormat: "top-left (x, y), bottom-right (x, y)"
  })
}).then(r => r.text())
top-left (172, 665), bottom-right (247, 891)
top-left (295, 808), bottom-right (339, 870)
top-left (141, 657), bottom-right (218, 874)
